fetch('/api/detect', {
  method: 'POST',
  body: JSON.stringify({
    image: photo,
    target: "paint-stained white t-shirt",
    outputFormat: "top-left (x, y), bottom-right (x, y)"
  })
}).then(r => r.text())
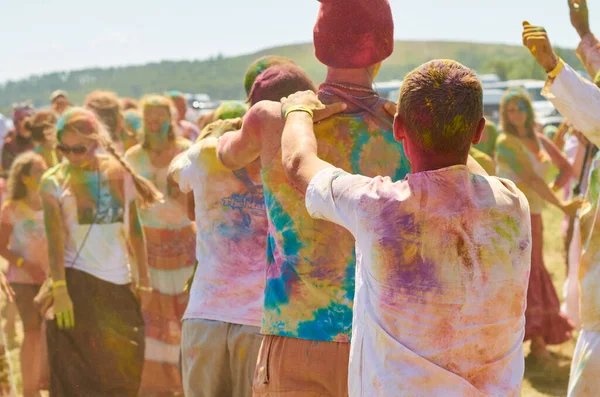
top-left (306, 166), bottom-right (531, 397)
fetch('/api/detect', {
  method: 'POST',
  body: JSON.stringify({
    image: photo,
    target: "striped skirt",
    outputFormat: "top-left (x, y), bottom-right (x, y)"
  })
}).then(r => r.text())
top-left (140, 224), bottom-right (196, 396)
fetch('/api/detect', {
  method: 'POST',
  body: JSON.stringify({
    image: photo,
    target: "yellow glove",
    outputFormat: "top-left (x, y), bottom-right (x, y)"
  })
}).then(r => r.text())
top-left (53, 284), bottom-right (75, 329)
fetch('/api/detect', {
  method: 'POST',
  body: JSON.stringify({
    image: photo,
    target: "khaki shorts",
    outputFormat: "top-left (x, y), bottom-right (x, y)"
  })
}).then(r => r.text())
top-left (253, 335), bottom-right (350, 397)
top-left (11, 283), bottom-right (42, 331)
top-left (182, 319), bottom-right (263, 397)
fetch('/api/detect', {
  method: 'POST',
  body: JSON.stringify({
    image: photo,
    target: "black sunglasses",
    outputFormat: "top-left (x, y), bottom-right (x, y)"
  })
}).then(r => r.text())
top-left (57, 144), bottom-right (89, 155)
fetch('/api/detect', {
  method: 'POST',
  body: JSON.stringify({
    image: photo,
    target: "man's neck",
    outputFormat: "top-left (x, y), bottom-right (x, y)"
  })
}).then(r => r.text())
top-left (409, 152), bottom-right (468, 173)
top-left (323, 67), bottom-right (373, 89)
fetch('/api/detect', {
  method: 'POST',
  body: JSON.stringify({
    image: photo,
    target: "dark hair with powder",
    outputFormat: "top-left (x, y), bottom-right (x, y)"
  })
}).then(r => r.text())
top-left (398, 59), bottom-right (483, 156)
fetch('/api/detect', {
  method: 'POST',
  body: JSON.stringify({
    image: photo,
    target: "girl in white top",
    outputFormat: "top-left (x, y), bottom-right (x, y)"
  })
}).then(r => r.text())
top-left (40, 107), bottom-right (162, 396)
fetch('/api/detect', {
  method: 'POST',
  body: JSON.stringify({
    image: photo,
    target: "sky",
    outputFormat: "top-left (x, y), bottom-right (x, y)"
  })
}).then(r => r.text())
top-left (0, 0), bottom-right (595, 83)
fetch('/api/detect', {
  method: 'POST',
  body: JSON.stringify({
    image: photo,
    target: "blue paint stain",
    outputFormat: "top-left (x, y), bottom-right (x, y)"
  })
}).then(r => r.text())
top-left (296, 302), bottom-right (353, 340)
top-left (263, 189), bottom-right (304, 310)
top-left (343, 250), bottom-right (356, 301)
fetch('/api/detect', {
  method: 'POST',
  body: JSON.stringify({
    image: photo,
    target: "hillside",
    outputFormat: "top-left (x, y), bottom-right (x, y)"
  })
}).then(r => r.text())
top-left (0, 40), bottom-right (583, 114)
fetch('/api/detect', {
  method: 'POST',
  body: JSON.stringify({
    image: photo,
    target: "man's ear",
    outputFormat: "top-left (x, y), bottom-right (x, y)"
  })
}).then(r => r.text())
top-left (472, 118), bottom-right (486, 145)
top-left (393, 114), bottom-right (406, 143)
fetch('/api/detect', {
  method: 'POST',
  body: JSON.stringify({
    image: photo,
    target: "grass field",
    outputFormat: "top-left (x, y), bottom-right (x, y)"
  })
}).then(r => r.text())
top-left (0, 206), bottom-right (575, 396)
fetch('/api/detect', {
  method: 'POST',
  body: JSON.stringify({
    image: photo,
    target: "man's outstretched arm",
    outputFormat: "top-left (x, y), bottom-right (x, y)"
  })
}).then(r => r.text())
top-left (281, 91), bottom-right (346, 193)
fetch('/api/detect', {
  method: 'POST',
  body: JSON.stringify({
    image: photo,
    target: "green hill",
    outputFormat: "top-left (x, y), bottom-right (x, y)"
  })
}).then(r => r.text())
top-left (0, 40), bottom-right (583, 114)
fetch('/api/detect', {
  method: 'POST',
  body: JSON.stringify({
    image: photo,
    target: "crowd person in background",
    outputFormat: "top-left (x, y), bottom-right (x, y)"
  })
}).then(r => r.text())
top-left (0, 114), bottom-right (7, 158)
top-left (25, 110), bottom-right (60, 168)
top-left (217, 1), bottom-right (410, 394)
top-left (0, 268), bottom-right (15, 397)
top-left (124, 95), bottom-right (194, 396)
top-left (495, 86), bottom-right (579, 361)
top-left (212, 101), bottom-right (247, 122)
top-left (49, 90), bottom-right (70, 116)
top-left (195, 111), bottom-right (215, 133)
top-left (280, 60), bottom-right (531, 397)
top-left (84, 90), bottom-right (138, 153)
top-left (469, 145), bottom-right (496, 175)
top-left (0, 153), bottom-right (49, 397)
top-left (41, 107), bottom-right (160, 396)
top-left (124, 109), bottom-right (144, 148)
top-left (521, 1), bottom-right (600, 393)
top-left (166, 91), bottom-right (200, 142)
top-left (121, 97), bottom-right (139, 111)
top-left (2, 104), bottom-right (34, 175)
top-left (474, 120), bottom-right (500, 158)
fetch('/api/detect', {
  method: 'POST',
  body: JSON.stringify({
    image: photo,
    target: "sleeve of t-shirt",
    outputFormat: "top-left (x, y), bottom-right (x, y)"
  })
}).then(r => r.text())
top-left (305, 167), bottom-right (373, 237)
top-left (169, 144), bottom-right (201, 194)
top-left (170, 137), bottom-right (224, 194)
top-left (39, 173), bottom-right (62, 200)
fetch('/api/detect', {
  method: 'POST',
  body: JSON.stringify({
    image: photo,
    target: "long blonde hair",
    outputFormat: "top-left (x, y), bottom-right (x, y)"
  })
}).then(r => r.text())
top-left (85, 90), bottom-right (135, 144)
top-left (56, 107), bottom-right (162, 208)
top-left (7, 152), bottom-right (45, 201)
top-left (500, 87), bottom-right (537, 140)
top-left (25, 109), bottom-right (58, 145)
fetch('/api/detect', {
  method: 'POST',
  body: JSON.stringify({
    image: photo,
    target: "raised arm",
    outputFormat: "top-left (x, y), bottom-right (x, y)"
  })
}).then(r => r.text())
top-left (216, 106), bottom-right (263, 170)
top-left (538, 133), bottom-right (575, 190)
top-left (523, 21), bottom-right (600, 147)
top-left (280, 91), bottom-right (346, 193)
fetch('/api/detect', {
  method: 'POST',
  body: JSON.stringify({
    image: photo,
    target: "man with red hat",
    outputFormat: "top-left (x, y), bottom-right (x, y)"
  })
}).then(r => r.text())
top-left (216, 1), bottom-right (410, 395)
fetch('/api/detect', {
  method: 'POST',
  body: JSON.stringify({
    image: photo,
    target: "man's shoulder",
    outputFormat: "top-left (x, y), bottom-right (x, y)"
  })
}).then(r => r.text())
top-left (246, 100), bottom-right (283, 128)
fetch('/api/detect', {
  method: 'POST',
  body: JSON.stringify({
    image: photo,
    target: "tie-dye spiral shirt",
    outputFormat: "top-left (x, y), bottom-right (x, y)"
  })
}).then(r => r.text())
top-left (2, 200), bottom-right (48, 284)
top-left (306, 166), bottom-right (531, 396)
top-left (170, 137), bottom-right (267, 327)
top-left (261, 104), bottom-right (410, 342)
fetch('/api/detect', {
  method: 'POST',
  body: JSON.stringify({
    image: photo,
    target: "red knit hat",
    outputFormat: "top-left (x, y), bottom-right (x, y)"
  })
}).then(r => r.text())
top-left (313, 0), bottom-right (394, 68)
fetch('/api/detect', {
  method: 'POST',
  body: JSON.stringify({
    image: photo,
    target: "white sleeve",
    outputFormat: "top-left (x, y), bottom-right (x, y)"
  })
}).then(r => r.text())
top-left (168, 144), bottom-right (202, 194)
top-left (305, 167), bottom-right (373, 237)
top-left (543, 63), bottom-right (600, 147)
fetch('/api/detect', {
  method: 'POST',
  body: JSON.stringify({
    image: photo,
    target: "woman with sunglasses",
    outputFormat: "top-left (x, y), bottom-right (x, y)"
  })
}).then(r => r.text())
top-left (124, 95), bottom-right (195, 395)
top-left (41, 107), bottom-right (162, 396)
top-left (496, 87), bottom-right (580, 361)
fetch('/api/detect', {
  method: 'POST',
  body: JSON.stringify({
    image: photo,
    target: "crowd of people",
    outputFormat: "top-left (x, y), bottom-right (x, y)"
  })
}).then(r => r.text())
top-left (0, 0), bottom-right (599, 396)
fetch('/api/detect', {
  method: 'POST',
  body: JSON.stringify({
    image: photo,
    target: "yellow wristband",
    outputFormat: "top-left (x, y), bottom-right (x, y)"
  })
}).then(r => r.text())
top-left (284, 105), bottom-right (314, 120)
top-left (547, 58), bottom-right (565, 79)
top-left (15, 257), bottom-right (24, 268)
top-left (136, 285), bottom-right (153, 293)
top-left (52, 280), bottom-right (67, 290)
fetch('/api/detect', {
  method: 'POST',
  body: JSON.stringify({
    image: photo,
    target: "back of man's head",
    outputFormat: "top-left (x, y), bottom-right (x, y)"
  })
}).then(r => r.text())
top-left (244, 56), bottom-right (296, 98)
top-left (248, 64), bottom-right (316, 106)
top-left (398, 59), bottom-right (483, 156)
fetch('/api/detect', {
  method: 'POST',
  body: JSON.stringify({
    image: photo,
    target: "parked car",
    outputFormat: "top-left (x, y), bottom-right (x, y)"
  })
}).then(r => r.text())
top-left (374, 80), bottom-right (403, 102)
top-left (483, 89), bottom-right (504, 124)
